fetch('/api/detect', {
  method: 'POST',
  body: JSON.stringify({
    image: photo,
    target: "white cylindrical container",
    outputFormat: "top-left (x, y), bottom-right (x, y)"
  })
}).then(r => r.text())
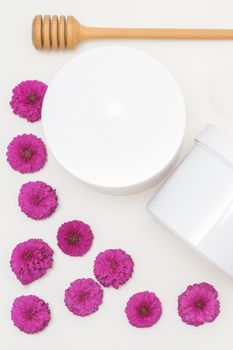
top-left (148, 124), bottom-right (233, 278)
top-left (42, 46), bottom-right (186, 194)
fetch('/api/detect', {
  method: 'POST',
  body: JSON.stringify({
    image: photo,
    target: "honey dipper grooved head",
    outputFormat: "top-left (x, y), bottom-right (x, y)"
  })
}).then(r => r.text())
top-left (32, 15), bottom-right (82, 50)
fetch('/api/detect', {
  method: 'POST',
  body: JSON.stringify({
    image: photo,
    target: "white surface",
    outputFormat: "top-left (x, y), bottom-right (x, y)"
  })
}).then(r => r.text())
top-left (148, 125), bottom-right (233, 277)
top-left (2, 1), bottom-right (233, 349)
top-left (42, 46), bottom-right (185, 194)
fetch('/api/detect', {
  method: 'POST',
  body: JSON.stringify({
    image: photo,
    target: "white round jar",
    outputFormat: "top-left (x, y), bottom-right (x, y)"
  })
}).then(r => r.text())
top-left (42, 46), bottom-right (186, 194)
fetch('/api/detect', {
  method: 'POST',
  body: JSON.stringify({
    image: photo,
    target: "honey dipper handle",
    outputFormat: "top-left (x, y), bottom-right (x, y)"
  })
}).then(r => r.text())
top-left (82, 26), bottom-right (233, 40)
top-left (32, 16), bottom-right (233, 50)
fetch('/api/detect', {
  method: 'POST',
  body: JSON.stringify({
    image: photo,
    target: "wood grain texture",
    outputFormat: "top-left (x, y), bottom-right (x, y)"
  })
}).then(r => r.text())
top-left (43, 15), bottom-right (51, 50)
top-left (51, 15), bottom-right (58, 49)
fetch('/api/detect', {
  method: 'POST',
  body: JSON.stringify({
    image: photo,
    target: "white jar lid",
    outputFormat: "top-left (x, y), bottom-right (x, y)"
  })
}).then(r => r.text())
top-left (148, 124), bottom-right (233, 278)
top-left (42, 46), bottom-right (186, 194)
top-left (195, 124), bottom-right (233, 168)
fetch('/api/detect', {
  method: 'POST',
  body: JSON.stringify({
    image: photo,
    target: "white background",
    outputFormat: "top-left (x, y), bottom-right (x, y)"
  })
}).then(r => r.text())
top-left (1, 0), bottom-right (233, 349)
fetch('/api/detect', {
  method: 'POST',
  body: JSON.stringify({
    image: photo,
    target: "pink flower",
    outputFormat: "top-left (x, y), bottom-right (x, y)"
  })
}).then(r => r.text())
top-left (7, 134), bottom-right (47, 174)
top-left (10, 239), bottom-right (54, 285)
top-left (18, 181), bottom-right (58, 220)
top-left (94, 249), bottom-right (134, 289)
top-left (57, 220), bottom-right (94, 257)
top-left (178, 282), bottom-right (220, 326)
top-left (10, 80), bottom-right (47, 122)
top-left (125, 291), bottom-right (162, 328)
top-left (11, 295), bottom-right (51, 334)
top-left (64, 278), bottom-right (103, 317)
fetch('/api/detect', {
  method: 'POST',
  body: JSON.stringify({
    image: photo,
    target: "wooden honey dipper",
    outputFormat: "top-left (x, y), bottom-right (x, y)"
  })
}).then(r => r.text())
top-left (32, 15), bottom-right (233, 50)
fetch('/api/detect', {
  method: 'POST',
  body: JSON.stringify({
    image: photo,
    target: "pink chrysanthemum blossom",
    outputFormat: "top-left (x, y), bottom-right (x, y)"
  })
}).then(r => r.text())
top-left (94, 249), bottom-right (134, 289)
top-left (64, 278), bottom-right (103, 317)
top-left (11, 295), bottom-right (51, 334)
top-left (10, 239), bottom-right (54, 285)
top-left (10, 80), bottom-right (47, 122)
top-left (57, 220), bottom-right (94, 257)
top-left (18, 181), bottom-right (58, 220)
top-left (178, 282), bottom-right (220, 327)
top-left (7, 134), bottom-right (47, 174)
top-left (125, 291), bottom-right (162, 328)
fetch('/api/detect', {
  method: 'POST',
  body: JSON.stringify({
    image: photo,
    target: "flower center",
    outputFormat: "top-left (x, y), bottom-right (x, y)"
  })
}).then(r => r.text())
top-left (25, 309), bottom-right (34, 319)
top-left (67, 232), bottom-right (80, 245)
top-left (23, 250), bottom-right (33, 261)
top-left (139, 305), bottom-right (150, 316)
top-left (110, 259), bottom-right (117, 270)
top-left (194, 299), bottom-right (205, 310)
top-left (27, 92), bottom-right (38, 104)
top-left (21, 148), bottom-right (33, 161)
top-left (33, 194), bottom-right (42, 205)
top-left (79, 292), bottom-right (89, 302)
